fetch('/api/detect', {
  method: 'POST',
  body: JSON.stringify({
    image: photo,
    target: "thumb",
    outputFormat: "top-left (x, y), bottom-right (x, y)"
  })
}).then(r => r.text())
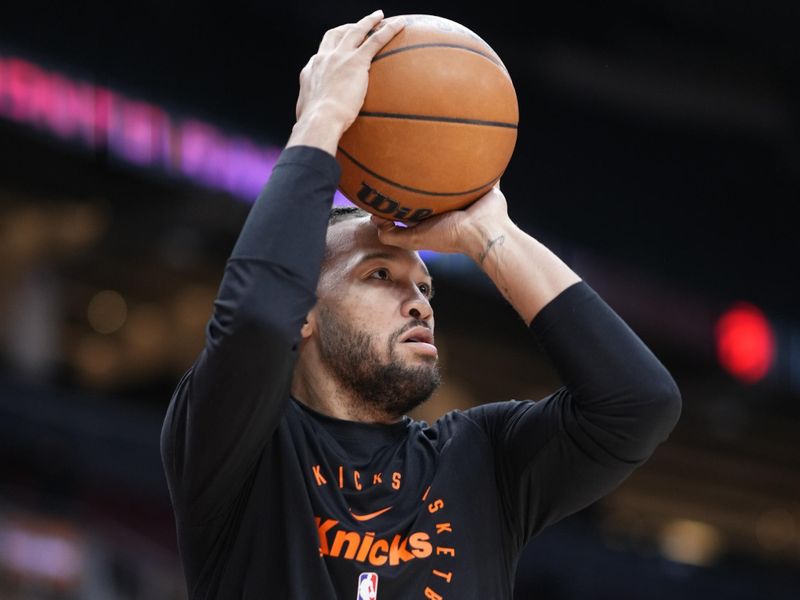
top-left (370, 215), bottom-right (417, 249)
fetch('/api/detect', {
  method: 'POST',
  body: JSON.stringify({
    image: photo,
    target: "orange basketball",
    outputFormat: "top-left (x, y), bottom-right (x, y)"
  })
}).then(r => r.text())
top-left (336, 14), bottom-right (518, 222)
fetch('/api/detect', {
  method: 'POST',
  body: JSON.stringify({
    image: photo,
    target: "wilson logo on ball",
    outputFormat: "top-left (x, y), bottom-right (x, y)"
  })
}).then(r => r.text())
top-left (357, 182), bottom-right (433, 221)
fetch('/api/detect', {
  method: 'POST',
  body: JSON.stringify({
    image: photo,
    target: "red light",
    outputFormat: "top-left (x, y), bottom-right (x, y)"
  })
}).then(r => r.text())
top-left (715, 303), bottom-right (775, 384)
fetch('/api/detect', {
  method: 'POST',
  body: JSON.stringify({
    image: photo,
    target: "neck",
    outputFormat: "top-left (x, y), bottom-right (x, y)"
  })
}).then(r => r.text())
top-left (291, 348), bottom-right (401, 425)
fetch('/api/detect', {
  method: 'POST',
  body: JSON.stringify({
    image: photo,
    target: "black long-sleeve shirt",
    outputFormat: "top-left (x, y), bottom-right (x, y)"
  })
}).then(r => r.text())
top-left (160, 145), bottom-right (682, 599)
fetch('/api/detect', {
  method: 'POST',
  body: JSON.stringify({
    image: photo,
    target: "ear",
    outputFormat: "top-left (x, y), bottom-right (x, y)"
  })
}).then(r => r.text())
top-left (300, 306), bottom-right (317, 339)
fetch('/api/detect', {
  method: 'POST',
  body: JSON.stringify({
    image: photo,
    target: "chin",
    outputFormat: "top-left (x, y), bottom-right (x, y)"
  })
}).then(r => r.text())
top-left (400, 351), bottom-right (437, 366)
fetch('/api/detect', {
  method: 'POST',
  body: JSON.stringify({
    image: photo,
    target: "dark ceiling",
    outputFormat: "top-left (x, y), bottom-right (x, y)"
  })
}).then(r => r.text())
top-left (1, 0), bottom-right (798, 317)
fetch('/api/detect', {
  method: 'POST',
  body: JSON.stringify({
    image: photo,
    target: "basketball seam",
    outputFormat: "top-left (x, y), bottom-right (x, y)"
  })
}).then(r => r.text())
top-left (358, 111), bottom-right (517, 129)
top-left (373, 43), bottom-right (506, 72)
top-left (337, 146), bottom-right (501, 197)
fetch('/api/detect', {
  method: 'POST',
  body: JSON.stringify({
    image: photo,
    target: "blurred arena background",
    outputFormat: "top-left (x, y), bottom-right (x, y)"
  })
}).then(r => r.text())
top-left (1, 1), bottom-right (799, 598)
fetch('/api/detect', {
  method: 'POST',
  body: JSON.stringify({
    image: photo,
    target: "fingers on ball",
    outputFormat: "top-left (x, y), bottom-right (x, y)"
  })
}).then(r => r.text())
top-left (343, 10), bottom-right (385, 45)
top-left (361, 17), bottom-right (405, 54)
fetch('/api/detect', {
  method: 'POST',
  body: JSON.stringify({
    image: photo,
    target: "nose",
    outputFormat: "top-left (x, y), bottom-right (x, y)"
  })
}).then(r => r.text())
top-left (402, 290), bottom-right (433, 322)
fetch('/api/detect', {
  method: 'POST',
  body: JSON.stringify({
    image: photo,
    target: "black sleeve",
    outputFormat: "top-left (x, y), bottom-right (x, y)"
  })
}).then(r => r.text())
top-left (160, 145), bottom-right (340, 523)
top-left (463, 281), bottom-right (682, 547)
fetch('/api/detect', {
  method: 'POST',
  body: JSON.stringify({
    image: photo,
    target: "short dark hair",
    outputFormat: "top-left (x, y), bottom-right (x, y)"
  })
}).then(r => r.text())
top-left (329, 205), bottom-right (369, 225)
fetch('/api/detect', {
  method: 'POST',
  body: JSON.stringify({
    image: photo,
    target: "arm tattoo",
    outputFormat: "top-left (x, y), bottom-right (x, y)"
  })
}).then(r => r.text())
top-left (478, 234), bottom-right (505, 265)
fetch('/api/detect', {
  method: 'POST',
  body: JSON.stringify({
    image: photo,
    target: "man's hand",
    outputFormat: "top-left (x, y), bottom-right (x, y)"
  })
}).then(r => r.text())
top-left (286, 10), bottom-right (405, 156)
top-left (372, 183), bottom-right (582, 324)
top-left (370, 184), bottom-right (515, 264)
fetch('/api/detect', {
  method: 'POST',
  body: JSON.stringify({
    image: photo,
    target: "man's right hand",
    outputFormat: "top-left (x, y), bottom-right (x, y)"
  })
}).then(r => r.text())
top-left (286, 10), bottom-right (405, 156)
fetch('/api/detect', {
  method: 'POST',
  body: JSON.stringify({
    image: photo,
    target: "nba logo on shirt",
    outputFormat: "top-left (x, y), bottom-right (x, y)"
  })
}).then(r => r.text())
top-left (356, 572), bottom-right (378, 600)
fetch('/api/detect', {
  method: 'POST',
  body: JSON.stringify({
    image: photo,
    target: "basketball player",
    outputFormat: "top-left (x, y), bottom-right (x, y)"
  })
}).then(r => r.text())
top-left (160, 10), bottom-right (681, 598)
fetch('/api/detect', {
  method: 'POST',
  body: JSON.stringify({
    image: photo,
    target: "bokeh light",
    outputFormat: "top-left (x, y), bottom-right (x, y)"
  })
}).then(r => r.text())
top-left (87, 290), bottom-right (127, 335)
top-left (715, 302), bottom-right (775, 384)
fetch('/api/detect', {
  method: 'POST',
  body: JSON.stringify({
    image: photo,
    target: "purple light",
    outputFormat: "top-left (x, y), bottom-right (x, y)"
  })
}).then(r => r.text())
top-left (418, 250), bottom-right (439, 261)
top-left (0, 523), bottom-right (84, 584)
top-left (0, 53), bottom-right (284, 203)
top-left (178, 122), bottom-right (280, 199)
top-left (334, 190), bottom-right (355, 207)
top-left (108, 97), bottom-right (168, 166)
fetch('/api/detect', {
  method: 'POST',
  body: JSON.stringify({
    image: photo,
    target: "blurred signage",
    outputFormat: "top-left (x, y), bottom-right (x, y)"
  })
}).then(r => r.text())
top-left (0, 53), bottom-right (288, 201)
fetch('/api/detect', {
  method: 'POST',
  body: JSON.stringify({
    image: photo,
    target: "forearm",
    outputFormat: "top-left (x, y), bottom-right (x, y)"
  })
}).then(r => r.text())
top-left (231, 145), bottom-right (338, 277)
top-left (163, 147), bottom-right (339, 520)
top-left (200, 146), bottom-right (339, 430)
top-left (462, 216), bottom-right (582, 325)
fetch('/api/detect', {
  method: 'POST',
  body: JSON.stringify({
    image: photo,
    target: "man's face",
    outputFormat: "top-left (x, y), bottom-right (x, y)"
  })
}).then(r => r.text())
top-left (312, 217), bottom-right (441, 419)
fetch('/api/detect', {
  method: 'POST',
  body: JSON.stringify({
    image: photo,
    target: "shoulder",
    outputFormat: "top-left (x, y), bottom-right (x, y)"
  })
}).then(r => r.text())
top-left (429, 399), bottom-right (537, 440)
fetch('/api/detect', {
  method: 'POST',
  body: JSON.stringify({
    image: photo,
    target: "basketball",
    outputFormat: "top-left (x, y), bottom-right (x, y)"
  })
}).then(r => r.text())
top-left (336, 14), bottom-right (518, 222)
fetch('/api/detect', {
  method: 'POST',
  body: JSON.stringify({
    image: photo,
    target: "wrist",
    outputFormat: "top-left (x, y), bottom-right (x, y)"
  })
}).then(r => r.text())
top-left (461, 216), bottom-right (519, 267)
top-left (286, 111), bottom-right (348, 157)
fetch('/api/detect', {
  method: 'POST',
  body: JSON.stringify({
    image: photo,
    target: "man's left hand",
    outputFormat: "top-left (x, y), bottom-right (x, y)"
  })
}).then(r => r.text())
top-left (370, 184), bottom-right (514, 262)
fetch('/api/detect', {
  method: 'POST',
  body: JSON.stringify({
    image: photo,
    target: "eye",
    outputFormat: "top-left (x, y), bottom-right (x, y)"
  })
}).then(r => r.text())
top-left (418, 282), bottom-right (432, 298)
top-left (369, 268), bottom-right (391, 281)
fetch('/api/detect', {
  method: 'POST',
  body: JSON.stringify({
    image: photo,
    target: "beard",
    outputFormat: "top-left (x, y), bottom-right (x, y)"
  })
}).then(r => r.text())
top-left (317, 304), bottom-right (442, 421)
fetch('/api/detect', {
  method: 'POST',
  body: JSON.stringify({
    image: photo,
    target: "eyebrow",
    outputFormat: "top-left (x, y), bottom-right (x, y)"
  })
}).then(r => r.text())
top-left (358, 251), bottom-right (432, 279)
